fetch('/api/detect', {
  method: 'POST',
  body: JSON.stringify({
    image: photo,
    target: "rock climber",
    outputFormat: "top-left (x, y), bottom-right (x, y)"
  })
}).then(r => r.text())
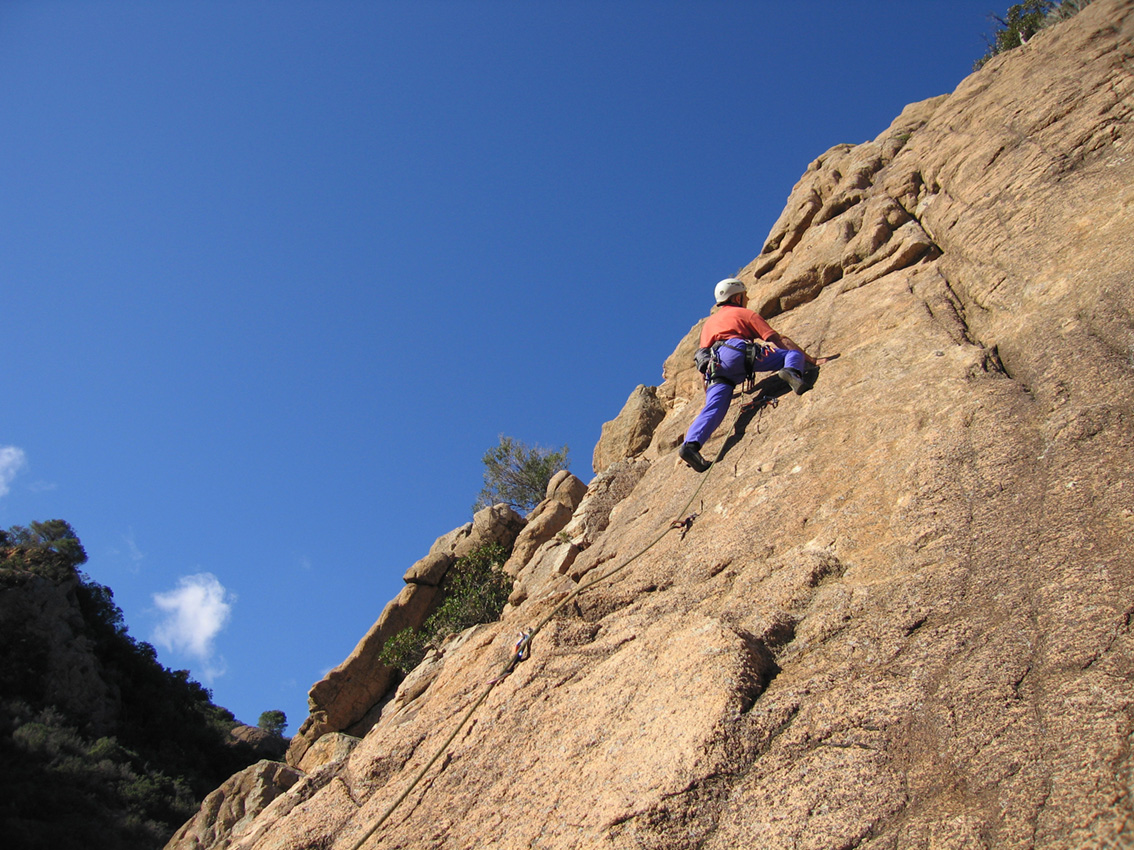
top-left (679, 277), bottom-right (819, 473)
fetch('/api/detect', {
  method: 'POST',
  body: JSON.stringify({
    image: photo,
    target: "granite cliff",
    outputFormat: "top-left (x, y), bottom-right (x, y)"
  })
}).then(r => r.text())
top-left (169, 2), bottom-right (1134, 847)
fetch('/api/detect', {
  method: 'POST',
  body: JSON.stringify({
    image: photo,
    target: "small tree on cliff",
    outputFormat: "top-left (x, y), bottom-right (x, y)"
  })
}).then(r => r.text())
top-left (1, 519), bottom-right (88, 581)
top-left (257, 710), bottom-right (287, 737)
top-left (974, 1), bottom-right (1091, 69)
top-left (473, 435), bottom-right (569, 514)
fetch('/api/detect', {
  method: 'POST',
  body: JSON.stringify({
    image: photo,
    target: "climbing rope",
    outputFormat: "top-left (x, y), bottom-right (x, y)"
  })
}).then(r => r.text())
top-left (344, 395), bottom-right (764, 850)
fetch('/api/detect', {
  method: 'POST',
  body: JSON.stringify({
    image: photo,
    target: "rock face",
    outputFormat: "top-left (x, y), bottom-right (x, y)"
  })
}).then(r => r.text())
top-left (171, 3), bottom-right (1134, 848)
top-left (593, 384), bottom-right (667, 473)
top-left (503, 471), bottom-right (587, 575)
top-left (163, 760), bottom-right (302, 850)
top-left (504, 471), bottom-right (589, 608)
top-left (0, 568), bottom-right (118, 733)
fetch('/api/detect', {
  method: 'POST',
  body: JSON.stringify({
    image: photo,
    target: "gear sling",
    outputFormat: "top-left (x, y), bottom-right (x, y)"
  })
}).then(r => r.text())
top-left (694, 338), bottom-right (771, 387)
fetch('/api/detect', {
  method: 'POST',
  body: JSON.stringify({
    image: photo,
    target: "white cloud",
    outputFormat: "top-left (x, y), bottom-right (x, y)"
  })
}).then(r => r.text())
top-left (0, 446), bottom-right (27, 497)
top-left (152, 573), bottom-right (235, 679)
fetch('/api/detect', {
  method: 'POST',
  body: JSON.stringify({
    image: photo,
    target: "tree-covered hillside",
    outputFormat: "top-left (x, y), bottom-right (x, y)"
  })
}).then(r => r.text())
top-left (0, 521), bottom-right (269, 850)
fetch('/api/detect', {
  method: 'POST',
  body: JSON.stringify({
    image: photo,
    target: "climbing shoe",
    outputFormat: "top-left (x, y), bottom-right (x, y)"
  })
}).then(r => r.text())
top-left (778, 367), bottom-right (813, 395)
top-left (679, 441), bottom-right (711, 473)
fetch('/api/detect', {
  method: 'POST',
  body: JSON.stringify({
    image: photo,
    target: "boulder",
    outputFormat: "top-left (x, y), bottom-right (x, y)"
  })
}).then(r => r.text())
top-left (295, 731), bottom-right (359, 774)
top-left (452, 503), bottom-right (525, 558)
top-left (544, 468), bottom-right (588, 508)
top-left (402, 551), bottom-right (454, 586)
top-left (503, 472), bottom-right (587, 576)
top-left (592, 384), bottom-right (667, 473)
top-left (163, 760), bottom-right (301, 850)
top-left (505, 538), bottom-right (581, 607)
top-left (502, 501), bottom-right (572, 577)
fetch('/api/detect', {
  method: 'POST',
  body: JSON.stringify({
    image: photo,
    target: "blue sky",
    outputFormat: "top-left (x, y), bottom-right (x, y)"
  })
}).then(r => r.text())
top-left (2, 1), bottom-right (1003, 735)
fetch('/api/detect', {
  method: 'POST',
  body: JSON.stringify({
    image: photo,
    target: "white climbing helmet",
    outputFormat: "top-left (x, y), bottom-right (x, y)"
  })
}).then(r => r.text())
top-left (714, 277), bottom-right (747, 305)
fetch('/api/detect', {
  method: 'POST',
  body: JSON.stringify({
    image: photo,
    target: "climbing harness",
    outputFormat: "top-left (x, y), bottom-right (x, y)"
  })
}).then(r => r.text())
top-left (697, 338), bottom-right (776, 388)
top-left (344, 378), bottom-right (790, 850)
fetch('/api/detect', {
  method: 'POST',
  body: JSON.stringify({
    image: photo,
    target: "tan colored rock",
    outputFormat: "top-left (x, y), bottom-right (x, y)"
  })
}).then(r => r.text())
top-left (505, 537), bottom-right (581, 607)
top-left (376, 624), bottom-right (493, 727)
top-left (163, 760), bottom-right (301, 850)
top-left (287, 503), bottom-right (526, 765)
top-left (287, 580), bottom-right (439, 765)
top-left (544, 468), bottom-right (588, 509)
top-left (503, 472), bottom-right (587, 577)
top-left (741, 103), bottom-right (946, 322)
top-left (657, 318), bottom-right (706, 420)
top-left (592, 384), bottom-right (667, 473)
top-left (177, 4), bottom-right (1134, 848)
top-left (312, 582), bottom-right (437, 715)
top-left (406, 503), bottom-right (524, 585)
top-left (295, 732), bottom-right (358, 774)
top-left (428, 522), bottom-right (472, 558)
top-left (503, 501), bottom-right (572, 576)
top-left (221, 756), bottom-right (358, 850)
top-left (402, 551), bottom-right (453, 586)
top-left (382, 648), bottom-right (446, 716)
top-left (452, 503), bottom-right (525, 558)
top-left (560, 458), bottom-right (651, 549)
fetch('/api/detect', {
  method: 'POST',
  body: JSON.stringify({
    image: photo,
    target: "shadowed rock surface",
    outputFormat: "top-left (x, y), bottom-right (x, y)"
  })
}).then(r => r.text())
top-left (168, 3), bottom-right (1134, 847)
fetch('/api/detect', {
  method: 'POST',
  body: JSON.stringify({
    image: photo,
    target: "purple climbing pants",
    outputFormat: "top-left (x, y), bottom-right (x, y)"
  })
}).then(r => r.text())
top-left (685, 340), bottom-right (805, 447)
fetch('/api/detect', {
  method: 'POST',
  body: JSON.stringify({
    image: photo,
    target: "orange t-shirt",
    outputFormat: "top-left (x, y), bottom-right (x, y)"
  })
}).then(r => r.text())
top-left (699, 304), bottom-right (775, 348)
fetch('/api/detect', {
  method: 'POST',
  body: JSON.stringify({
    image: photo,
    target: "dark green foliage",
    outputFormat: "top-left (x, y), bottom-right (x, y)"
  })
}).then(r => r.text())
top-left (0, 521), bottom-right (264, 850)
top-left (1, 520), bottom-right (88, 582)
top-left (1, 702), bottom-right (195, 850)
top-left (474, 434), bottom-right (570, 514)
top-left (974, 1), bottom-right (1092, 69)
top-left (428, 542), bottom-right (514, 637)
top-left (0, 522), bottom-right (91, 708)
top-left (379, 542), bottom-right (513, 674)
top-left (378, 626), bottom-right (431, 674)
top-left (257, 710), bottom-right (287, 737)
